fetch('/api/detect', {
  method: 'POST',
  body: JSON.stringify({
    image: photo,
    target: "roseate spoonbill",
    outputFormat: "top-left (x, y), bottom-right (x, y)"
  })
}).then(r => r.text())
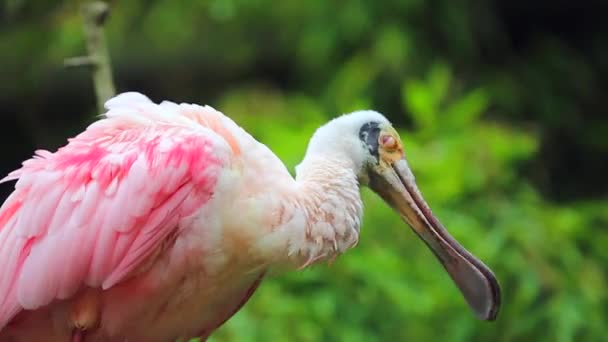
top-left (0, 92), bottom-right (500, 341)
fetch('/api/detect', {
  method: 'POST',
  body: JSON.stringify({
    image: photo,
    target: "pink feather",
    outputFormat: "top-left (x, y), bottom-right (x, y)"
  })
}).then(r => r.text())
top-left (0, 95), bottom-right (228, 328)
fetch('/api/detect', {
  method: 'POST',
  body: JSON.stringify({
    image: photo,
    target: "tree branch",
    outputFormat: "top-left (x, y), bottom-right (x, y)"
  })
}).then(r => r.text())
top-left (68, 1), bottom-right (116, 113)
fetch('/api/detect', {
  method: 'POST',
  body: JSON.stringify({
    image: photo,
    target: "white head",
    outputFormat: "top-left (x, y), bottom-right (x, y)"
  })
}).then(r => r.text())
top-left (298, 110), bottom-right (502, 321)
top-left (299, 110), bottom-right (391, 181)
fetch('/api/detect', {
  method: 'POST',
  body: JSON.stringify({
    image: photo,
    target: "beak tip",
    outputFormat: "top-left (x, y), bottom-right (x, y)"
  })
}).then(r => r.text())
top-left (482, 307), bottom-right (500, 322)
top-left (473, 275), bottom-right (502, 322)
top-left (479, 303), bottom-right (500, 321)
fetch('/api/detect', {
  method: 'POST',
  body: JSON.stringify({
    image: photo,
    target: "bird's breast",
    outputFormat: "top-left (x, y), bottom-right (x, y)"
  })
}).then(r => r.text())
top-left (90, 226), bottom-right (268, 341)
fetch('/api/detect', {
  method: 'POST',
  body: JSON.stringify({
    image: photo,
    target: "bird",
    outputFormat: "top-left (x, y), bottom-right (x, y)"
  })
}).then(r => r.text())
top-left (0, 92), bottom-right (500, 341)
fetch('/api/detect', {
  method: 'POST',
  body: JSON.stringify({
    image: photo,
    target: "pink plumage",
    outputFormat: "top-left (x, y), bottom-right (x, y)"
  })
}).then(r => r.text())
top-left (0, 93), bottom-right (233, 339)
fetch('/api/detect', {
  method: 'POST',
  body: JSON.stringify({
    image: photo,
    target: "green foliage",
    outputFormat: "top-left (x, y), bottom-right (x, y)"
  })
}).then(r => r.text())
top-left (2, 1), bottom-right (607, 341)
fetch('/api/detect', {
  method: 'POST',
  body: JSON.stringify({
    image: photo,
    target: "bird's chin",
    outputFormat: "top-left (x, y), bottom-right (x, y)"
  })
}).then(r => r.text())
top-left (369, 158), bottom-right (501, 321)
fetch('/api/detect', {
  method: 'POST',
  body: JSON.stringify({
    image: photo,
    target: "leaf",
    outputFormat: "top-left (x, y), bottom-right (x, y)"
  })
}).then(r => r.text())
top-left (445, 87), bottom-right (489, 128)
top-left (402, 79), bottom-right (436, 131)
top-left (427, 62), bottom-right (452, 103)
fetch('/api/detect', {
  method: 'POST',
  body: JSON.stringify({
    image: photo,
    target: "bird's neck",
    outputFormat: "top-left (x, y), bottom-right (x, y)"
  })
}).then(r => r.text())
top-left (255, 154), bottom-right (364, 269)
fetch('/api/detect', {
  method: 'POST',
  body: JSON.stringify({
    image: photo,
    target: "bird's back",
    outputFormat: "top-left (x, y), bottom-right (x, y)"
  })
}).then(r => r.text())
top-left (0, 92), bottom-right (289, 341)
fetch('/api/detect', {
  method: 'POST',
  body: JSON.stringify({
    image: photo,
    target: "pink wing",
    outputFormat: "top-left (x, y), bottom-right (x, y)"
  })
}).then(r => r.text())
top-left (0, 93), bottom-right (231, 328)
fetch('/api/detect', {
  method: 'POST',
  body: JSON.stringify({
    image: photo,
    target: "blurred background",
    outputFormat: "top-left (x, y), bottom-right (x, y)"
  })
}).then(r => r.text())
top-left (1, 0), bottom-right (607, 341)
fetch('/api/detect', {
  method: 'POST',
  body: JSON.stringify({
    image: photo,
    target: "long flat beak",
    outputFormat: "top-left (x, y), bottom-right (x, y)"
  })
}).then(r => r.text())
top-left (369, 158), bottom-right (501, 321)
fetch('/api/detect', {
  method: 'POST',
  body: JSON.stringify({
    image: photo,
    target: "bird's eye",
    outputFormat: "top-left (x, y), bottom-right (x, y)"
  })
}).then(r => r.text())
top-left (379, 134), bottom-right (398, 151)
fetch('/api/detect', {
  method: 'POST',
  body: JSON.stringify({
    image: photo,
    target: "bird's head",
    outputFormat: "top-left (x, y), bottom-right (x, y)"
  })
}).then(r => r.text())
top-left (303, 110), bottom-right (501, 321)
